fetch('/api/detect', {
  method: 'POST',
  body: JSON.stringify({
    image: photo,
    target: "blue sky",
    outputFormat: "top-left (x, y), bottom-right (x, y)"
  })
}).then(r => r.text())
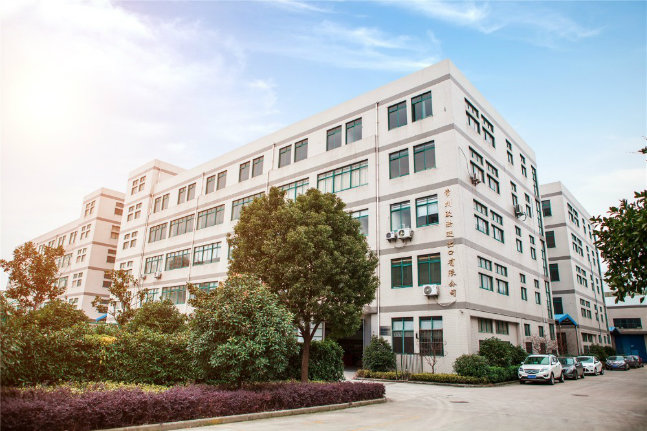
top-left (1, 0), bottom-right (645, 266)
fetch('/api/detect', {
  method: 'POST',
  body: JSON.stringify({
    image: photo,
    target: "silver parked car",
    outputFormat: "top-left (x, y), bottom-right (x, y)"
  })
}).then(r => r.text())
top-left (576, 356), bottom-right (604, 375)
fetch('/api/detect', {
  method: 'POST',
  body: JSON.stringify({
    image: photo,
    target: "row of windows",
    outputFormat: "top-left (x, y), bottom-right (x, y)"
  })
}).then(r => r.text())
top-left (478, 318), bottom-right (510, 335)
top-left (470, 147), bottom-right (500, 194)
top-left (391, 254), bottom-right (441, 288)
top-left (327, 118), bottom-right (362, 151)
top-left (144, 242), bottom-right (224, 273)
top-left (390, 316), bottom-right (443, 355)
top-left (477, 256), bottom-right (509, 295)
top-left (388, 141), bottom-right (436, 179)
top-left (473, 200), bottom-right (504, 243)
top-left (388, 91), bottom-right (433, 130)
top-left (390, 195), bottom-right (439, 231)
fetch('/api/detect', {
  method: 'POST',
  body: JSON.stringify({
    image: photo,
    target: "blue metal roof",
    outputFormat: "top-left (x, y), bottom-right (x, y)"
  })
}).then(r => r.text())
top-left (554, 313), bottom-right (578, 326)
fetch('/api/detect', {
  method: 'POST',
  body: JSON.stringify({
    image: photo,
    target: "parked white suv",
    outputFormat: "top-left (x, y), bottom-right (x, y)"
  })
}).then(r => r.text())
top-left (518, 354), bottom-right (564, 385)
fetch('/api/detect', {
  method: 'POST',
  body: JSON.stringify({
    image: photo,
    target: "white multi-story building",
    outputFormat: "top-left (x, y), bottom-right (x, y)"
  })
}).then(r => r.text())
top-left (540, 181), bottom-right (611, 355)
top-left (29, 188), bottom-right (124, 319)
top-left (115, 60), bottom-right (554, 373)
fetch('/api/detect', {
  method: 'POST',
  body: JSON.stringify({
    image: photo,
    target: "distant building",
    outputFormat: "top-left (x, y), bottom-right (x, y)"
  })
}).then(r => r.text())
top-left (114, 60), bottom-right (553, 373)
top-left (606, 294), bottom-right (647, 361)
top-left (540, 182), bottom-right (611, 355)
top-left (29, 189), bottom-right (124, 319)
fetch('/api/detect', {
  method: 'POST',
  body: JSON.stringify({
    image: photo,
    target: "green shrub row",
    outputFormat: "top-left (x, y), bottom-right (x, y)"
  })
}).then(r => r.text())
top-left (284, 339), bottom-right (344, 382)
top-left (453, 354), bottom-right (519, 383)
top-left (355, 369), bottom-right (489, 384)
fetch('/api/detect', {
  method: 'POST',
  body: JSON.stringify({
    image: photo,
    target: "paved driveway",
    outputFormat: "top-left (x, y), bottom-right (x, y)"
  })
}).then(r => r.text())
top-left (187, 368), bottom-right (647, 431)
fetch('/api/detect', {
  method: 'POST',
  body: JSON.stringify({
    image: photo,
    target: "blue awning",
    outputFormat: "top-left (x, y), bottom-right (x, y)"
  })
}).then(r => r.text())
top-left (554, 314), bottom-right (578, 326)
top-left (95, 313), bottom-right (107, 322)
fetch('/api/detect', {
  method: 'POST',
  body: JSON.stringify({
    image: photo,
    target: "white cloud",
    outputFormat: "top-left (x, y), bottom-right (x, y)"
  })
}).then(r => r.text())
top-left (269, 0), bottom-right (333, 14)
top-left (0, 0), bottom-right (281, 264)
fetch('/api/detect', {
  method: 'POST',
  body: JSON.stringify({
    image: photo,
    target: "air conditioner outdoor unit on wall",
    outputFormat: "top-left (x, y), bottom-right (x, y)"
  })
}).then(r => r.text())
top-left (422, 285), bottom-right (439, 297)
top-left (514, 204), bottom-right (525, 218)
top-left (469, 174), bottom-right (481, 186)
top-left (397, 228), bottom-right (413, 240)
top-left (154, 271), bottom-right (162, 279)
top-left (386, 231), bottom-right (397, 241)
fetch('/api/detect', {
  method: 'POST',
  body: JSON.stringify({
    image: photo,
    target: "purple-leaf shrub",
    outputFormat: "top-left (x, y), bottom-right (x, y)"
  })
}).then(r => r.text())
top-left (1, 382), bottom-right (385, 431)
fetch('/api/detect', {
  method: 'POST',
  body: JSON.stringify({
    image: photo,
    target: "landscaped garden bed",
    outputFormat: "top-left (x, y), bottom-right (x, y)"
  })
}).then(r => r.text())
top-left (0, 381), bottom-right (385, 431)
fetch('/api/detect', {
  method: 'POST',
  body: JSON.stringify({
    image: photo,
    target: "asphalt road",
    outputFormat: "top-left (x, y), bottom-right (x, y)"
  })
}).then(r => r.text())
top-left (186, 367), bottom-right (647, 431)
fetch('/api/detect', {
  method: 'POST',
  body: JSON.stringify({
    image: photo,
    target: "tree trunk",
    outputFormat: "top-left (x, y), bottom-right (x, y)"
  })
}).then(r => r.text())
top-left (300, 329), bottom-right (312, 383)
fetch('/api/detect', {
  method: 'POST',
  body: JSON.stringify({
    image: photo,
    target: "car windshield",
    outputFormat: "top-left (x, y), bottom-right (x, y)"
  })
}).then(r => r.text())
top-left (524, 356), bottom-right (549, 365)
top-left (607, 356), bottom-right (623, 361)
top-left (559, 358), bottom-right (574, 365)
top-left (577, 356), bottom-right (593, 363)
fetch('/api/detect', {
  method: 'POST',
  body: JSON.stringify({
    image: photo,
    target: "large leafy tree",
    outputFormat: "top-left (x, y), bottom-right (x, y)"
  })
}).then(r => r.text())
top-left (592, 190), bottom-right (647, 303)
top-left (188, 275), bottom-right (296, 387)
top-left (0, 242), bottom-right (65, 311)
top-left (92, 269), bottom-right (145, 325)
top-left (228, 187), bottom-right (379, 382)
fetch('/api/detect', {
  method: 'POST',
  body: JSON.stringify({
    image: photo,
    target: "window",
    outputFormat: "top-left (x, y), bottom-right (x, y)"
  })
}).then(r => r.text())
top-left (205, 175), bottom-right (216, 194)
top-left (122, 231), bottom-right (137, 249)
top-left (72, 272), bottom-right (83, 287)
top-left (239, 161), bottom-right (250, 182)
top-left (187, 183), bottom-right (196, 201)
top-left (391, 258), bottom-right (413, 288)
top-left (495, 263), bottom-right (507, 277)
top-left (419, 317), bottom-right (443, 356)
top-left (161, 285), bottom-right (186, 305)
top-left (546, 231), bottom-right (556, 248)
top-left (169, 214), bottom-right (194, 237)
top-left (486, 162), bottom-right (499, 194)
top-left (127, 203), bottom-right (142, 221)
top-left (197, 205), bottom-right (224, 229)
top-left (217, 171), bottom-right (227, 190)
top-left (327, 126), bottom-right (342, 151)
top-left (148, 223), bottom-right (167, 243)
top-left (465, 99), bottom-right (480, 133)
top-left (294, 139), bottom-right (308, 162)
top-left (154, 194), bottom-right (169, 212)
top-left (193, 242), bottom-right (222, 265)
top-left (317, 160), bottom-right (368, 193)
top-left (84, 200), bottom-right (95, 217)
top-left (388, 101), bottom-right (407, 129)
top-left (110, 225), bottom-right (120, 240)
top-left (418, 254), bottom-right (441, 286)
top-left (415, 195), bottom-right (439, 227)
top-left (131, 176), bottom-right (145, 194)
top-left (469, 147), bottom-right (485, 182)
top-left (497, 279), bottom-right (509, 295)
top-left (553, 297), bottom-right (563, 314)
top-left (196, 281), bottom-right (219, 294)
top-left (278, 145), bottom-right (291, 168)
top-left (162, 194), bottom-right (169, 210)
top-left (178, 186), bottom-right (187, 204)
top-left (478, 256), bottom-right (492, 271)
top-left (144, 255), bottom-right (163, 274)
top-left (479, 273), bottom-right (493, 291)
top-left (521, 286), bottom-right (528, 301)
top-left (392, 317), bottom-right (414, 354)
top-left (80, 224), bottom-right (91, 240)
top-left (496, 321), bottom-right (509, 335)
top-left (346, 118), bottom-right (362, 144)
top-left (542, 200), bottom-right (552, 217)
top-left (491, 210), bottom-right (504, 243)
top-left (535, 292), bottom-right (541, 304)
top-left (165, 249), bottom-right (190, 271)
top-left (115, 202), bottom-right (124, 216)
top-left (524, 324), bottom-right (531, 336)
top-left (231, 192), bottom-right (264, 220)
top-left (530, 247), bottom-right (537, 260)
top-left (76, 248), bottom-right (87, 263)
top-left (252, 156), bottom-right (264, 177)
top-left (279, 178), bottom-right (309, 201)
top-left (58, 277), bottom-right (68, 288)
top-left (389, 149), bottom-right (409, 178)
top-left (516, 239), bottom-right (523, 253)
top-left (61, 253), bottom-right (72, 267)
top-left (390, 201), bottom-right (411, 231)
top-left (351, 209), bottom-right (369, 236)
top-left (478, 318), bottom-right (493, 333)
top-left (412, 91), bottom-right (432, 121)
top-left (572, 234), bottom-right (584, 256)
top-left (413, 141), bottom-right (435, 172)
top-left (549, 263), bottom-right (560, 281)
top-left (538, 326), bottom-right (545, 338)
top-left (567, 203), bottom-right (580, 226)
top-left (613, 318), bottom-right (642, 329)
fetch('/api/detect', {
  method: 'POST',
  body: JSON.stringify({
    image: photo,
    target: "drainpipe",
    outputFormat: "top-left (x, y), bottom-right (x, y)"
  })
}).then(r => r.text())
top-left (374, 102), bottom-right (381, 343)
top-left (186, 172), bottom-right (205, 282)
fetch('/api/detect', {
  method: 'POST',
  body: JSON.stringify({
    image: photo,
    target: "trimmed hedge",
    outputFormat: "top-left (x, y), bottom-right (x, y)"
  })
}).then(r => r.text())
top-left (362, 336), bottom-right (396, 372)
top-left (0, 382), bottom-right (385, 431)
top-left (285, 340), bottom-right (344, 382)
top-left (355, 369), bottom-right (488, 385)
top-left (453, 354), bottom-right (489, 377)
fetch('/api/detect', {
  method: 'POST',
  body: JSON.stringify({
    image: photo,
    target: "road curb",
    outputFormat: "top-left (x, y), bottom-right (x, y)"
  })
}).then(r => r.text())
top-left (99, 397), bottom-right (387, 431)
top-left (354, 377), bottom-right (518, 388)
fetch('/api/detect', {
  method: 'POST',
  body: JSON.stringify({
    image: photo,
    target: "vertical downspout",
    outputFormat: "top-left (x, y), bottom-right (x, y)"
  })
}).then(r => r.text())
top-left (186, 172), bottom-right (205, 282)
top-left (374, 102), bottom-right (381, 341)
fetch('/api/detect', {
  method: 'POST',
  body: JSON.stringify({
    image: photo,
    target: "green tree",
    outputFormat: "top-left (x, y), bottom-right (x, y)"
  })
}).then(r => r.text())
top-left (127, 299), bottom-right (186, 334)
top-left (478, 337), bottom-right (527, 367)
top-left (188, 275), bottom-right (297, 387)
top-left (92, 269), bottom-right (145, 325)
top-left (228, 187), bottom-right (379, 382)
top-left (591, 190), bottom-right (647, 303)
top-left (362, 336), bottom-right (396, 372)
top-left (0, 242), bottom-right (65, 311)
top-left (28, 299), bottom-right (88, 330)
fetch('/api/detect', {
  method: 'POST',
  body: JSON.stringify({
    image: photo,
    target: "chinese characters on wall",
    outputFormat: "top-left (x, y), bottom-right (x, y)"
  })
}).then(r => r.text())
top-left (445, 188), bottom-right (457, 297)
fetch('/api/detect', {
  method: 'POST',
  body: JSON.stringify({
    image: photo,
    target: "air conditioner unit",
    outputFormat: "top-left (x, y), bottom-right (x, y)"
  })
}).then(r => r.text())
top-left (469, 174), bottom-right (481, 186)
top-left (397, 228), bottom-right (413, 240)
top-left (514, 205), bottom-right (525, 218)
top-left (422, 285), bottom-right (439, 297)
top-left (154, 271), bottom-right (162, 279)
top-left (386, 231), bottom-right (397, 241)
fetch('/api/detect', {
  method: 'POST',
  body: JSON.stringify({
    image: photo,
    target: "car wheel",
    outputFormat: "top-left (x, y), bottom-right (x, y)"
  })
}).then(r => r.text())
top-left (549, 373), bottom-right (555, 385)
top-left (600, 368), bottom-right (604, 375)
top-left (519, 380), bottom-right (524, 384)
top-left (559, 372), bottom-right (565, 383)
top-left (581, 372), bottom-right (584, 379)
top-left (624, 365), bottom-right (629, 371)
top-left (594, 368), bottom-right (599, 376)
top-left (573, 371), bottom-right (578, 380)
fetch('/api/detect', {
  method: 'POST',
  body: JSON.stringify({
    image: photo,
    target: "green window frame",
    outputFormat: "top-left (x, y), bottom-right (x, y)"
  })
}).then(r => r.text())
top-left (549, 263), bottom-right (560, 282)
top-left (413, 141), bottom-right (435, 172)
top-left (196, 281), bottom-right (218, 293)
top-left (496, 321), bottom-right (509, 335)
top-left (161, 285), bottom-right (186, 305)
top-left (492, 225), bottom-right (504, 243)
top-left (475, 215), bottom-right (489, 234)
top-left (538, 326), bottom-right (545, 338)
top-left (187, 183), bottom-right (196, 200)
top-left (351, 209), bottom-right (369, 236)
top-left (390, 201), bottom-right (411, 231)
top-left (389, 149), bottom-right (409, 179)
top-left (535, 292), bottom-right (541, 304)
top-left (279, 178), bottom-right (309, 201)
top-left (418, 254), bottom-right (441, 286)
top-left (144, 255), bottom-right (163, 274)
top-left (317, 160), bottom-right (368, 194)
top-left (546, 231), bottom-right (555, 248)
top-left (477, 257), bottom-right (492, 271)
top-left (193, 242), bottom-right (221, 265)
top-left (521, 287), bottom-right (528, 301)
top-left (169, 214), bottom-right (194, 237)
top-left (415, 195), bottom-right (438, 227)
top-left (144, 288), bottom-right (158, 303)
top-left (197, 205), bottom-right (224, 229)
top-left (524, 324), bottom-right (531, 336)
top-left (479, 273), bottom-right (493, 291)
top-left (542, 200), bottom-right (552, 217)
top-left (326, 126), bottom-right (342, 151)
top-left (294, 139), bottom-right (308, 162)
top-left (391, 257), bottom-right (413, 289)
top-left (516, 239), bottom-right (523, 253)
top-left (217, 171), bottom-right (227, 190)
top-left (388, 101), bottom-right (407, 129)
top-left (252, 156), bottom-right (263, 177)
top-left (239, 161), bottom-right (250, 182)
top-left (278, 145), bottom-right (291, 168)
top-left (346, 118), bottom-right (362, 144)
top-left (412, 91), bottom-right (432, 122)
top-left (148, 223), bottom-right (167, 243)
top-left (478, 318), bottom-right (493, 333)
top-left (205, 175), bottom-right (216, 194)
top-left (392, 317), bottom-right (414, 354)
top-left (419, 317), bottom-right (443, 356)
top-left (231, 192), bottom-right (264, 220)
top-left (165, 249), bottom-right (190, 271)
top-left (497, 279), bottom-right (509, 296)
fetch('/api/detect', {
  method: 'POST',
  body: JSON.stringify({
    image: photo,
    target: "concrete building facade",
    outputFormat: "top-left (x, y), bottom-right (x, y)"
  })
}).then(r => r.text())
top-left (539, 181), bottom-right (611, 355)
top-left (29, 188), bottom-right (125, 319)
top-left (113, 60), bottom-right (554, 373)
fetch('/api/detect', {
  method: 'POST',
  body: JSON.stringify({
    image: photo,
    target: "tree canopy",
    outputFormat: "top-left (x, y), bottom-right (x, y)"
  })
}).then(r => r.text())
top-left (92, 269), bottom-right (145, 325)
top-left (228, 187), bottom-right (379, 381)
top-left (0, 242), bottom-right (64, 311)
top-left (127, 299), bottom-right (187, 334)
top-left (592, 190), bottom-right (647, 303)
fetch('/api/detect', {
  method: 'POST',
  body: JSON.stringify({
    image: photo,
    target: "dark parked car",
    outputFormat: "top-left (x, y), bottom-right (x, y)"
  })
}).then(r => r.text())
top-left (624, 355), bottom-right (641, 368)
top-left (606, 356), bottom-right (630, 370)
top-left (559, 357), bottom-right (584, 380)
top-left (632, 356), bottom-right (645, 368)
